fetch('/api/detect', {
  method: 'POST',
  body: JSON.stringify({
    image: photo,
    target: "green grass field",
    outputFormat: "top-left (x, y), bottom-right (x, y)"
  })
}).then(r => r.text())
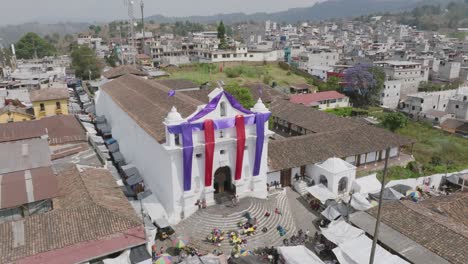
top-left (164, 63), bottom-right (309, 87)
top-left (328, 107), bottom-right (468, 180)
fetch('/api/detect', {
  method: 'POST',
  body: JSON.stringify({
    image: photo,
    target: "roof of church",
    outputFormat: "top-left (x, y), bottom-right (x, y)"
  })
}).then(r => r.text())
top-left (101, 74), bottom-right (203, 143)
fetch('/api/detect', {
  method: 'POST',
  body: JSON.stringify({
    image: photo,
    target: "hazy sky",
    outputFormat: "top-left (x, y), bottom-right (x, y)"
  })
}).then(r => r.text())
top-left (0, 0), bottom-right (320, 25)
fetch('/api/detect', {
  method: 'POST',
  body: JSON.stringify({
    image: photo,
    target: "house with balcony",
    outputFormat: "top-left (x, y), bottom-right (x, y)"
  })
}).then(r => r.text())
top-left (30, 88), bottom-right (69, 119)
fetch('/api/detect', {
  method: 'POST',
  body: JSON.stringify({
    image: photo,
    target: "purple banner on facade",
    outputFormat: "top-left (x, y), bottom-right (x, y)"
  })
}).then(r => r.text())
top-left (181, 122), bottom-right (194, 191)
top-left (253, 113), bottom-right (268, 176)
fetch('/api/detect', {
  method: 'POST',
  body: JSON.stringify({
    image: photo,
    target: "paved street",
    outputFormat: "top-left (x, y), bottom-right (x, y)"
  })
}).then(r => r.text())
top-left (285, 187), bottom-right (319, 235)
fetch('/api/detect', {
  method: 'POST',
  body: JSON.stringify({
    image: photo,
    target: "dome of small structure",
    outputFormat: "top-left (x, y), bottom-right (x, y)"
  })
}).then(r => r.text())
top-left (165, 106), bottom-right (183, 123)
top-left (252, 98), bottom-right (268, 112)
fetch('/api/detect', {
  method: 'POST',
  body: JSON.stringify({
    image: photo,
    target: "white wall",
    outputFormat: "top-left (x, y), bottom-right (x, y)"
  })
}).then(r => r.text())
top-left (95, 90), bottom-right (177, 222)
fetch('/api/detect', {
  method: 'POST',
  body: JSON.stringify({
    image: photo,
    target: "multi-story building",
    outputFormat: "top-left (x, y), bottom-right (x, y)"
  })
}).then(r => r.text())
top-left (400, 89), bottom-right (461, 118)
top-left (375, 60), bottom-right (427, 98)
top-left (446, 93), bottom-right (468, 120)
top-left (380, 80), bottom-right (402, 109)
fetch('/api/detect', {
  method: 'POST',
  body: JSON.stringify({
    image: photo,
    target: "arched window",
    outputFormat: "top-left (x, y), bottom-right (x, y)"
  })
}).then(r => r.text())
top-left (338, 177), bottom-right (348, 193)
top-left (220, 102), bottom-right (227, 117)
top-left (319, 175), bottom-right (328, 188)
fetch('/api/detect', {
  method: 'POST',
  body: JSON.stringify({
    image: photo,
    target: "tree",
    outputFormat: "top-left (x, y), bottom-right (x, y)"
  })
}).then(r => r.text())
top-left (71, 45), bottom-right (101, 80)
top-left (318, 76), bottom-right (341, 91)
top-left (344, 64), bottom-right (385, 107)
top-left (224, 82), bottom-right (255, 109)
top-left (15, 32), bottom-right (56, 59)
top-left (217, 21), bottom-right (228, 49)
top-left (105, 50), bottom-right (119, 67)
top-left (381, 112), bottom-right (408, 132)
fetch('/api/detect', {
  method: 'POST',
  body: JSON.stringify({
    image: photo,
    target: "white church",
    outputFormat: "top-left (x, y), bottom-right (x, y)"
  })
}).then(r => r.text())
top-left (96, 74), bottom-right (272, 224)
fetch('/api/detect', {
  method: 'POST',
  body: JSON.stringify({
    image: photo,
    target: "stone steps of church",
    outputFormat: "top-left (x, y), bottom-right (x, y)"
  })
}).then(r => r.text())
top-left (175, 192), bottom-right (296, 254)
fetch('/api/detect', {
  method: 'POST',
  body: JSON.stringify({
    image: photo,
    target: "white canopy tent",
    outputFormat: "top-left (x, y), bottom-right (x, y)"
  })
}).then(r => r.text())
top-left (334, 234), bottom-right (409, 264)
top-left (352, 174), bottom-right (381, 195)
top-left (350, 193), bottom-right (374, 211)
top-left (306, 184), bottom-right (337, 204)
top-left (320, 220), bottom-right (365, 245)
top-left (277, 246), bottom-right (325, 264)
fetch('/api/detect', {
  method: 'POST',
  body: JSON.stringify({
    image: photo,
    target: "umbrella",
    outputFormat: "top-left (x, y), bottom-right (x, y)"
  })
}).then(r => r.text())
top-left (155, 254), bottom-right (172, 264)
top-left (240, 249), bottom-right (252, 256)
top-left (173, 237), bottom-right (188, 248)
top-left (407, 190), bottom-right (421, 202)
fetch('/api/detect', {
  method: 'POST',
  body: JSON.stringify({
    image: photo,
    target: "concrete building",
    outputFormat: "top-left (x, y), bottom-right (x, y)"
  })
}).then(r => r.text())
top-left (437, 61), bottom-right (461, 81)
top-left (400, 89), bottom-right (462, 118)
top-left (446, 93), bottom-right (468, 120)
top-left (375, 60), bottom-right (427, 98)
top-left (380, 80), bottom-right (402, 109)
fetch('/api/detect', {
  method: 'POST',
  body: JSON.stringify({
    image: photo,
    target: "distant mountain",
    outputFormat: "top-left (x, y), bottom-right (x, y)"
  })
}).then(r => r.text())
top-left (146, 0), bottom-right (432, 24)
top-left (0, 22), bottom-right (90, 45)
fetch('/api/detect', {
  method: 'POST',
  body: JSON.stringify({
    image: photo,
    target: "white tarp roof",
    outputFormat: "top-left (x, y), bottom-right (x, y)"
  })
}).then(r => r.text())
top-left (306, 184), bottom-right (337, 204)
top-left (103, 249), bottom-right (131, 264)
top-left (141, 195), bottom-right (169, 222)
top-left (352, 174), bottom-right (381, 194)
top-left (321, 205), bottom-right (342, 221)
top-left (321, 220), bottom-right (365, 245)
top-left (277, 246), bottom-right (325, 264)
top-left (336, 234), bottom-right (409, 264)
top-left (350, 193), bottom-right (373, 211)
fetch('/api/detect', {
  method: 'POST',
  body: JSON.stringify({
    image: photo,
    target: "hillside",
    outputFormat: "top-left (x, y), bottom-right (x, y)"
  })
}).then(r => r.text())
top-left (146, 0), bottom-right (431, 24)
top-left (0, 22), bottom-right (90, 45)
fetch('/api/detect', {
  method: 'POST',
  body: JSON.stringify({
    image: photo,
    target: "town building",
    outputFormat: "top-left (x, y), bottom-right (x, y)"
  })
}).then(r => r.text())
top-left (380, 80), bottom-right (402, 109)
top-left (375, 60), bottom-right (427, 98)
top-left (289, 91), bottom-right (350, 110)
top-left (30, 88), bottom-right (69, 119)
top-left (0, 103), bottom-right (34, 123)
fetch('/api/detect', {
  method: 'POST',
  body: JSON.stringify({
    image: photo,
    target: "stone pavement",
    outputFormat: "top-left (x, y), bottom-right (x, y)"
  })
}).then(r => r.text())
top-left (285, 187), bottom-right (319, 234)
top-left (174, 190), bottom-right (296, 255)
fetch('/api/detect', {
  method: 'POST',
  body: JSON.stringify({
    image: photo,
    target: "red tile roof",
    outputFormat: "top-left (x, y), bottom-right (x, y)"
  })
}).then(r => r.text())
top-left (30, 88), bottom-right (68, 102)
top-left (0, 115), bottom-right (86, 145)
top-left (290, 91), bottom-right (346, 106)
top-left (0, 166), bottom-right (58, 210)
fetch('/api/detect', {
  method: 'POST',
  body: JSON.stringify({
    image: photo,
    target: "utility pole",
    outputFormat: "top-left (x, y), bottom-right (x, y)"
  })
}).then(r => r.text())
top-left (125, 0), bottom-right (137, 65)
top-left (369, 147), bottom-right (391, 264)
top-left (140, 0), bottom-right (146, 55)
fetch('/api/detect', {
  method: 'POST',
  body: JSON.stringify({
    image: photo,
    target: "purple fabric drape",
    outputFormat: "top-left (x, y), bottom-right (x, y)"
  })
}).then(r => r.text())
top-left (171, 90), bottom-right (270, 191)
top-left (167, 115), bottom-right (257, 134)
top-left (253, 113), bottom-right (268, 176)
top-left (188, 92), bottom-right (224, 122)
top-left (181, 122), bottom-right (193, 191)
top-left (188, 91), bottom-right (253, 123)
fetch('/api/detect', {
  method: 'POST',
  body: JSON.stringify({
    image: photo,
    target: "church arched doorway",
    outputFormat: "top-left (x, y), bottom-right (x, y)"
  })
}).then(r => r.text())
top-left (213, 166), bottom-right (233, 194)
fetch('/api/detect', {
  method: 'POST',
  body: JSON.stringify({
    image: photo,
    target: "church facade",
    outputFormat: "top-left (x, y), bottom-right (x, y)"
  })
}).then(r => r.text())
top-left (96, 74), bottom-right (271, 224)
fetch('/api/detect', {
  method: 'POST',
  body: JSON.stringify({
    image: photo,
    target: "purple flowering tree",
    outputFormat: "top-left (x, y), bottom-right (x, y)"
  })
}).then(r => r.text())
top-left (344, 64), bottom-right (385, 107)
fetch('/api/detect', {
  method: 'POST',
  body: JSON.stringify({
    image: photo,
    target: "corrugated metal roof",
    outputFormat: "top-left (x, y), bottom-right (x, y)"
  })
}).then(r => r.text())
top-left (0, 138), bottom-right (51, 174)
top-left (0, 115), bottom-right (86, 145)
top-left (0, 166), bottom-right (58, 210)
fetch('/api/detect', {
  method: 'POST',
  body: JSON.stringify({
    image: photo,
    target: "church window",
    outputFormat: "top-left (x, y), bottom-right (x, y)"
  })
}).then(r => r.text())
top-left (220, 102), bottom-right (227, 117)
top-left (175, 134), bottom-right (180, 145)
top-left (338, 177), bottom-right (348, 193)
top-left (196, 153), bottom-right (203, 158)
top-left (319, 175), bottom-right (328, 188)
top-left (220, 150), bottom-right (225, 155)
